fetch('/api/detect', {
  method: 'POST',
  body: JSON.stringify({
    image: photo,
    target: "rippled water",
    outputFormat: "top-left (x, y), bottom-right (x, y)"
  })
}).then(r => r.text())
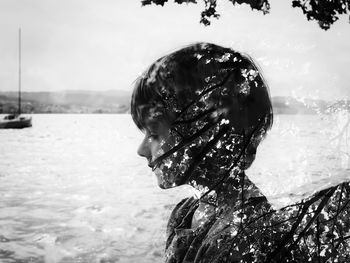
top-left (0, 113), bottom-right (349, 263)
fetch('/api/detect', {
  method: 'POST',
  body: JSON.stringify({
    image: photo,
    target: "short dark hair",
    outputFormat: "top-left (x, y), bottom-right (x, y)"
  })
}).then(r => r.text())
top-left (131, 42), bottom-right (273, 141)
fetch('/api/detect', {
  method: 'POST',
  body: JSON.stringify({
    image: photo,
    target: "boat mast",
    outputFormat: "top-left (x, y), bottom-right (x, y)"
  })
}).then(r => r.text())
top-left (18, 28), bottom-right (21, 115)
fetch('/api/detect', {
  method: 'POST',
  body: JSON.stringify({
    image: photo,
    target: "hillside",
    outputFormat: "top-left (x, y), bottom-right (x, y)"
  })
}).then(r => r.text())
top-left (0, 91), bottom-right (348, 114)
top-left (0, 90), bottom-right (130, 113)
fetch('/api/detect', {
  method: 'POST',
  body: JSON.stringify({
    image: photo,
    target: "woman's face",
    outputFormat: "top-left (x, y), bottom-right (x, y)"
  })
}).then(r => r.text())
top-left (137, 112), bottom-right (178, 189)
top-left (136, 104), bottom-right (260, 190)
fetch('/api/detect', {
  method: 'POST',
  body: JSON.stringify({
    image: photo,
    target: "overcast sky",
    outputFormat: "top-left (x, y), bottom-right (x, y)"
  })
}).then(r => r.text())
top-left (0, 0), bottom-right (349, 100)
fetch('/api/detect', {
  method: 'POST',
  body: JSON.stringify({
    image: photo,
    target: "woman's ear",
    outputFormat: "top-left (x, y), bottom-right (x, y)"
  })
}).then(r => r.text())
top-left (224, 96), bottom-right (249, 133)
top-left (225, 88), bottom-right (271, 134)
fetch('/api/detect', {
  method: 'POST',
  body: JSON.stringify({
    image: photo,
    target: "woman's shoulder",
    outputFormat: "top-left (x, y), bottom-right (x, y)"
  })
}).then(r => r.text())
top-left (166, 196), bottom-right (199, 235)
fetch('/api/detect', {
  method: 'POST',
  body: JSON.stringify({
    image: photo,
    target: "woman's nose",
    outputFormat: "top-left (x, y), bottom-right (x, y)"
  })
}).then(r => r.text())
top-left (137, 137), bottom-right (150, 158)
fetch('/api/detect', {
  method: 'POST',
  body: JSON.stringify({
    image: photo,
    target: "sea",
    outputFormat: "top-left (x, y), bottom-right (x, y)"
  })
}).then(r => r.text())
top-left (0, 113), bottom-right (349, 263)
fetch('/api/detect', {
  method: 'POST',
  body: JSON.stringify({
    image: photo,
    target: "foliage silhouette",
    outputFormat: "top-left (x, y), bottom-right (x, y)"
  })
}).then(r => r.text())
top-left (141, 0), bottom-right (350, 30)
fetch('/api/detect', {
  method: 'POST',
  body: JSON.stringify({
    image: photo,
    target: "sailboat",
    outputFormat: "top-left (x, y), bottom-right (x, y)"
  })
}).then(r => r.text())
top-left (0, 28), bottom-right (32, 129)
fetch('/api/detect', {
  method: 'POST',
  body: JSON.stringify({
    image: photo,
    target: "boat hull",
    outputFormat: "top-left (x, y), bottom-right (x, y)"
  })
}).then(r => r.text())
top-left (0, 116), bottom-right (32, 129)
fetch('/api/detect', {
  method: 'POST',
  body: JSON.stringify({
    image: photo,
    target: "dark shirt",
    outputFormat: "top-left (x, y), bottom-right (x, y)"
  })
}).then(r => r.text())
top-left (165, 180), bottom-right (350, 263)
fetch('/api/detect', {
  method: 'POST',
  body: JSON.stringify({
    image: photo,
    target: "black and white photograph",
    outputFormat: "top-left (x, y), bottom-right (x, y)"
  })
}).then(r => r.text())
top-left (0, 0), bottom-right (350, 262)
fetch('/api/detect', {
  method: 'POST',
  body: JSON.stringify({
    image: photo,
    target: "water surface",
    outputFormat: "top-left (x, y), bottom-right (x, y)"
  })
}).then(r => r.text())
top-left (0, 113), bottom-right (349, 263)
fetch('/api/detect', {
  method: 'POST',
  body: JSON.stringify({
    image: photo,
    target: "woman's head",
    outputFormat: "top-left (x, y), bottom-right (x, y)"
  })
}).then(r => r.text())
top-left (132, 43), bottom-right (273, 189)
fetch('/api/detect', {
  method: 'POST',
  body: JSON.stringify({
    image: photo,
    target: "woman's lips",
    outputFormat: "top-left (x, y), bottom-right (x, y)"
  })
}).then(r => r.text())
top-left (149, 162), bottom-right (159, 172)
top-left (149, 159), bottom-right (162, 172)
top-left (148, 163), bottom-right (156, 171)
top-left (149, 162), bottom-right (164, 173)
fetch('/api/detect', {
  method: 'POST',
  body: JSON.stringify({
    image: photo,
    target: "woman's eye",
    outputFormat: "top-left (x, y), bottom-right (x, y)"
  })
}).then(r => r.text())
top-left (148, 134), bottom-right (159, 140)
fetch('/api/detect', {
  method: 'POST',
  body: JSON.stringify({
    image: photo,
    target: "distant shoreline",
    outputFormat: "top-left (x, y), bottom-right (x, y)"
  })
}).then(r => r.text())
top-left (0, 91), bottom-right (349, 114)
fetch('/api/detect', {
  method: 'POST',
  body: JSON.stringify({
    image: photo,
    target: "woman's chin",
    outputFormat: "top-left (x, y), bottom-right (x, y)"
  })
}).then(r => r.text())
top-left (155, 170), bottom-right (177, 189)
top-left (158, 181), bottom-right (176, 189)
top-left (157, 178), bottom-right (177, 189)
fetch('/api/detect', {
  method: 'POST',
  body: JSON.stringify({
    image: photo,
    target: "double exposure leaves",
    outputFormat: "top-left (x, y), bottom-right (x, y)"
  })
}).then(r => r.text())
top-left (230, 0), bottom-right (270, 13)
top-left (141, 0), bottom-right (168, 6)
top-left (140, 0), bottom-right (350, 29)
top-left (292, 0), bottom-right (350, 30)
top-left (200, 0), bottom-right (220, 25)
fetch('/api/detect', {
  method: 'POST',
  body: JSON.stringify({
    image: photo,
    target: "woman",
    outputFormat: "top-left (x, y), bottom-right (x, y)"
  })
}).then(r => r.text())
top-left (131, 42), bottom-right (350, 262)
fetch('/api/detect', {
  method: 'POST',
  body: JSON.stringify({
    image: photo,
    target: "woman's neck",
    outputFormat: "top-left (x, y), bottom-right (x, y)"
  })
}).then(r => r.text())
top-left (192, 170), bottom-right (262, 210)
top-left (190, 171), bottom-right (263, 229)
